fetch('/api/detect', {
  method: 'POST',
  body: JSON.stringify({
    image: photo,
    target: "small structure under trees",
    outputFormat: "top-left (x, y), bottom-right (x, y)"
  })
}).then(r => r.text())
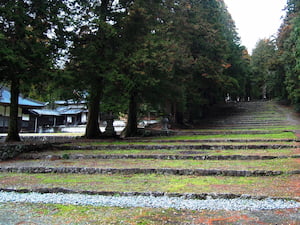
top-left (0, 87), bottom-right (44, 133)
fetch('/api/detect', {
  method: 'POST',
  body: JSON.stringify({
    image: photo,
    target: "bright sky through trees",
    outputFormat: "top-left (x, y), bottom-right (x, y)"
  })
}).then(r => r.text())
top-left (224, 0), bottom-right (286, 54)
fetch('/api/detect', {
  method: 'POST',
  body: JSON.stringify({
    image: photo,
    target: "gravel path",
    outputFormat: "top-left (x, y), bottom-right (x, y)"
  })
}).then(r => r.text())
top-left (0, 191), bottom-right (299, 211)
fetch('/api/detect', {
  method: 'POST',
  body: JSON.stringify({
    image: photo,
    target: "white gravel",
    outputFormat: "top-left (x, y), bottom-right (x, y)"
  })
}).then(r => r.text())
top-left (0, 191), bottom-right (299, 211)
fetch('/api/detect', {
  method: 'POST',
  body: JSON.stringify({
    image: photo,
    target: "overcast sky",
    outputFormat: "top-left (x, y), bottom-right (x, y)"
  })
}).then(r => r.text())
top-left (224, 0), bottom-right (287, 53)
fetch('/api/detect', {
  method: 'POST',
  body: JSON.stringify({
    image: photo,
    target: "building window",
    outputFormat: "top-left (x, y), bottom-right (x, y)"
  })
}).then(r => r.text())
top-left (22, 114), bottom-right (30, 121)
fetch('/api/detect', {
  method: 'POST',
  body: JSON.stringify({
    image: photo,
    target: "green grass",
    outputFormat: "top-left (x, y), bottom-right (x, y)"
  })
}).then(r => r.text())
top-left (255, 116), bottom-right (285, 120)
top-left (180, 126), bottom-right (300, 132)
top-left (0, 173), bottom-right (298, 198)
top-left (154, 132), bottom-right (297, 140)
top-left (34, 148), bottom-right (295, 157)
top-left (63, 140), bottom-right (296, 146)
top-left (6, 158), bottom-right (299, 171)
top-left (61, 132), bottom-right (298, 146)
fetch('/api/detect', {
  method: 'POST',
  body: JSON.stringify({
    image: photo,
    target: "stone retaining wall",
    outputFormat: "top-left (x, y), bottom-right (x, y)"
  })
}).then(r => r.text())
top-left (0, 135), bottom-right (78, 161)
top-left (0, 143), bottom-right (52, 161)
top-left (150, 139), bottom-right (299, 143)
top-left (0, 135), bottom-right (78, 143)
top-left (1, 166), bottom-right (299, 176)
top-left (19, 153), bottom-right (300, 161)
top-left (1, 187), bottom-right (290, 201)
top-left (60, 144), bottom-right (297, 151)
top-left (175, 130), bottom-right (286, 135)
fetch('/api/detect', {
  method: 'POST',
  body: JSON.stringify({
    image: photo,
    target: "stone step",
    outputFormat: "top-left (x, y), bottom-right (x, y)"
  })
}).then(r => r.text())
top-left (195, 119), bottom-right (290, 123)
top-left (141, 139), bottom-right (298, 143)
top-left (1, 187), bottom-right (293, 201)
top-left (18, 153), bottom-right (300, 161)
top-left (58, 144), bottom-right (297, 150)
top-left (175, 130), bottom-right (290, 135)
top-left (0, 166), bottom-right (299, 177)
top-left (197, 123), bottom-right (291, 127)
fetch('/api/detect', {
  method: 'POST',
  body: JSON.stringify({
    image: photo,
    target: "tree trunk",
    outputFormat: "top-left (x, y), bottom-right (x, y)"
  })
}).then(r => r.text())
top-left (123, 92), bottom-right (138, 137)
top-left (6, 78), bottom-right (21, 142)
top-left (85, 84), bottom-right (102, 139)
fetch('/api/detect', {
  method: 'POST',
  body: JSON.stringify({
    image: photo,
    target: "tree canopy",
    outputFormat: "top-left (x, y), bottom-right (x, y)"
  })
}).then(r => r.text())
top-left (0, 0), bottom-right (71, 141)
top-left (277, 0), bottom-right (300, 110)
top-left (250, 0), bottom-right (300, 111)
top-left (7, 0), bottom-right (298, 141)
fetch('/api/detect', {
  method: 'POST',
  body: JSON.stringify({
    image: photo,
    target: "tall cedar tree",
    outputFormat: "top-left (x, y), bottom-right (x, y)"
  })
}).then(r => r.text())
top-left (69, 23), bottom-right (116, 138)
top-left (120, 0), bottom-right (165, 137)
top-left (120, 0), bottom-right (185, 136)
top-left (158, 0), bottom-right (247, 123)
top-left (0, 0), bottom-right (70, 142)
top-left (251, 39), bottom-right (278, 99)
top-left (120, 0), bottom-right (248, 133)
top-left (277, 0), bottom-right (300, 110)
top-left (67, 0), bottom-right (134, 138)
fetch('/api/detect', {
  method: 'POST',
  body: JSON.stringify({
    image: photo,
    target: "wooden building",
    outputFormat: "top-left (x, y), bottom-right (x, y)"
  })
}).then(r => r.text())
top-left (0, 87), bottom-right (89, 133)
top-left (0, 87), bottom-right (45, 132)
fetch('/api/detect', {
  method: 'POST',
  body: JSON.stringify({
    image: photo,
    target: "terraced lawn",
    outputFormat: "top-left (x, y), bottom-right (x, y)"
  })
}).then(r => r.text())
top-left (62, 137), bottom-right (298, 146)
top-left (1, 158), bottom-right (299, 171)
top-left (0, 173), bottom-right (299, 198)
top-left (20, 148), bottom-right (298, 157)
top-left (154, 132), bottom-right (298, 140)
top-left (0, 101), bottom-right (299, 224)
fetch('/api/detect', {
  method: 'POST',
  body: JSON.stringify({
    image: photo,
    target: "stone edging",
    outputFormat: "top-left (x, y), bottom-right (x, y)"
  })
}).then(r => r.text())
top-left (1, 187), bottom-right (297, 202)
top-left (0, 143), bottom-right (53, 161)
top-left (1, 166), bottom-right (299, 176)
top-left (141, 139), bottom-right (299, 143)
top-left (18, 154), bottom-right (300, 161)
top-left (175, 130), bottom-right (290, 135)
top-left (59, 144), bottom-right (297, 151)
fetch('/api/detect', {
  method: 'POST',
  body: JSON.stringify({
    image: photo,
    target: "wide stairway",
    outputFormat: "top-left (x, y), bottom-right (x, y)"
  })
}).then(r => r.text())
top-left (0, 101), bottom-right (299, 200)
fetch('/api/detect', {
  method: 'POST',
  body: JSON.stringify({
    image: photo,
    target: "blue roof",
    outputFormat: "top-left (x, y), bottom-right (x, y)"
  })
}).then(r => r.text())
top-left (29, 109), bottom-right (61, 116)
top-left (0, 87), bottom-right (45, 108)
top-left (59, 108), bottom-right (85, 115)
top-left (56, 105), bottom-right (87, 115)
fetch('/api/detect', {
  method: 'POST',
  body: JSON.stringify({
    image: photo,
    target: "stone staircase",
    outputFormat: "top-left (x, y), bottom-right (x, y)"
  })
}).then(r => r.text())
top-left (0, 101), bottom-right (299, 200)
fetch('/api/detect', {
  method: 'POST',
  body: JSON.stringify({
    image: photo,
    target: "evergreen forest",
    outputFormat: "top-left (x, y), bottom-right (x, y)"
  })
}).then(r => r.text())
top-left (0, 0), bottom-right (299, 141)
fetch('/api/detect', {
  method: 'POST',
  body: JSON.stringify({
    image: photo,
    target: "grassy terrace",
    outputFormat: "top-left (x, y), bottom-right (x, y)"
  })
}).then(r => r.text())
top-left (154, 132), bottom-right (298, 140)
top-left (59, 132), bottom-right (298, 147)
top-left (1, 158), bottom-right (299, 171)
top-left (26, 148), bottom-right (298, 156)
top-left (0, 100), bottom-right (299, 223)
top-left (176, 126), bottom-right (300, 132)
top-left (0, 173), bottom-right (299, 198)
top-left (62, 142), bottom-right (297, 147)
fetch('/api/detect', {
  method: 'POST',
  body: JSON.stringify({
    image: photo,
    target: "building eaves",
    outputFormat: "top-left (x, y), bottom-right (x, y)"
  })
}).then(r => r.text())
top-left (29, 109), bottom-right (61, 116)
top-left (0, 87), bottom-right (45, 108)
